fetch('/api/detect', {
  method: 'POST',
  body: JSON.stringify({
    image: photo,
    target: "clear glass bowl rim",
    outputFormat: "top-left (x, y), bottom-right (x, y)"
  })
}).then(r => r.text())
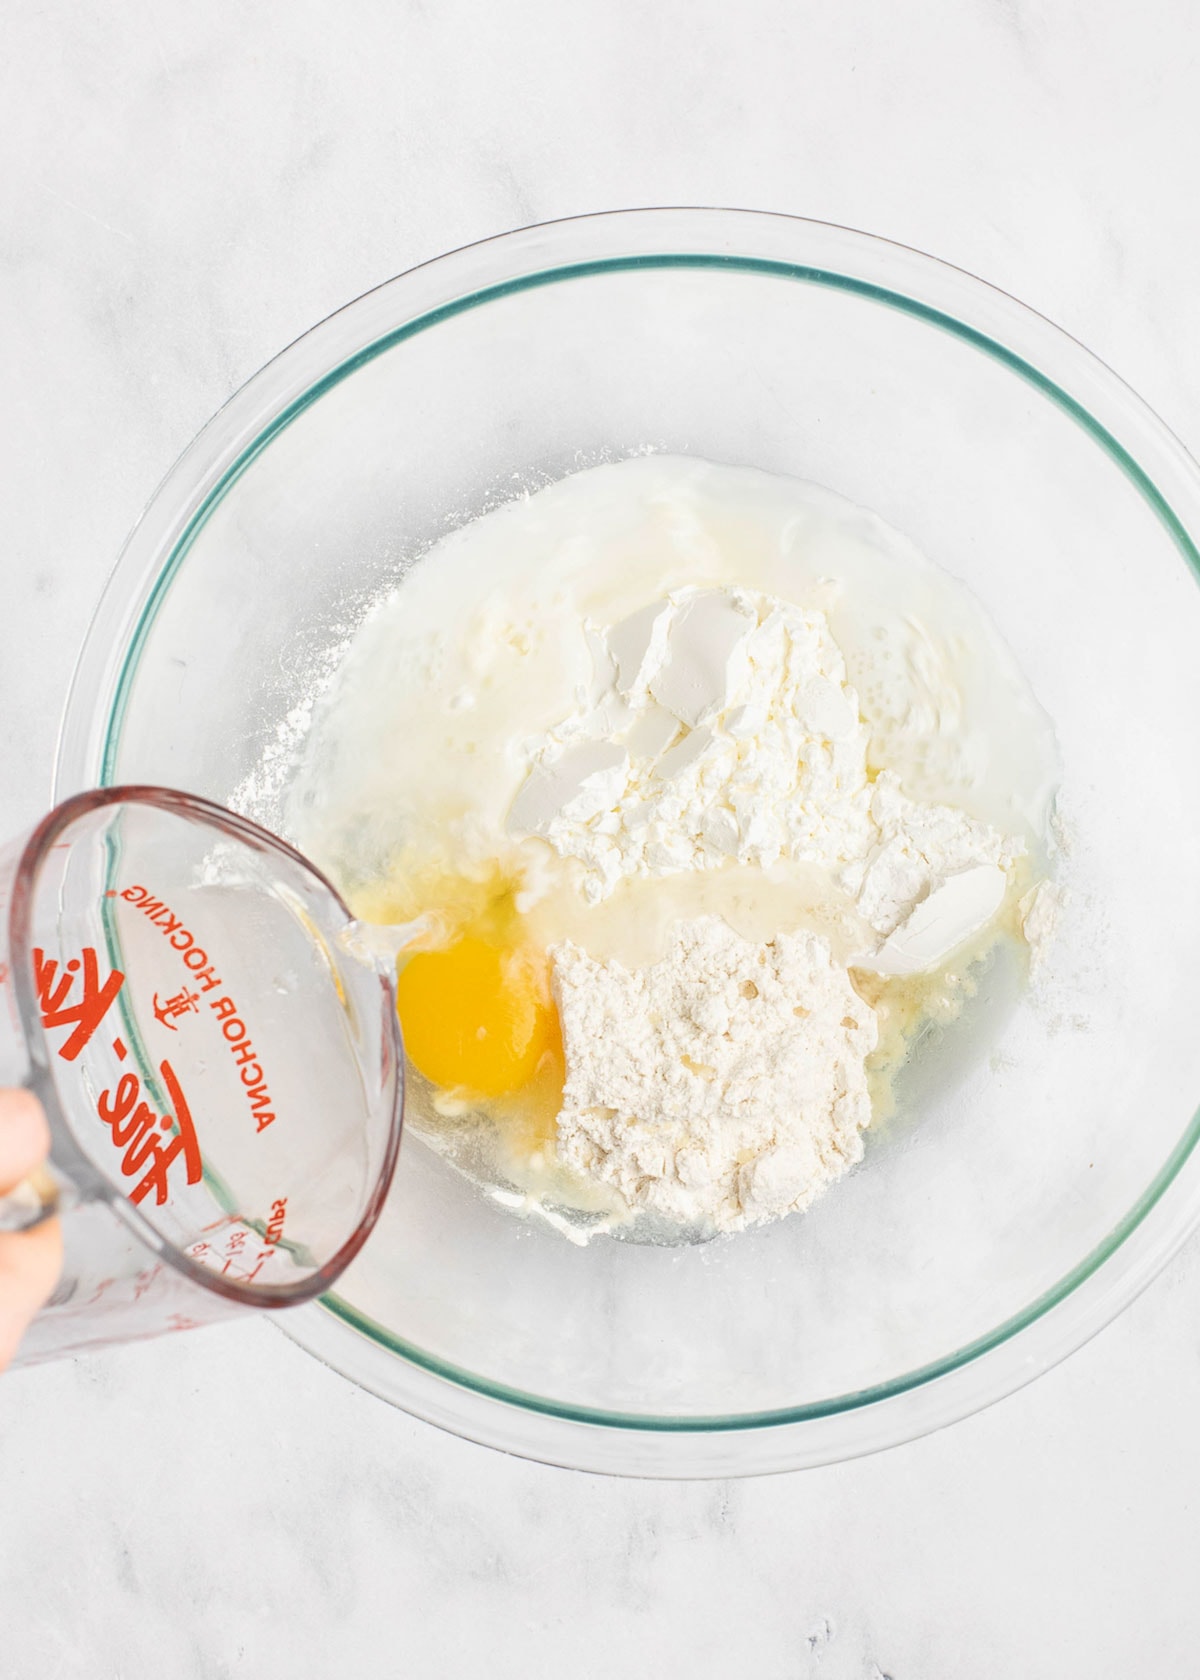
top-left (53, 208), bottom-right (1200, 1476)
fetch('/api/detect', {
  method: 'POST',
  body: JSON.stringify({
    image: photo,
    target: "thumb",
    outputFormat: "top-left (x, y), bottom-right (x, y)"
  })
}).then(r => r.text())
top-left (0, 1089), bottom-right (51, 1194)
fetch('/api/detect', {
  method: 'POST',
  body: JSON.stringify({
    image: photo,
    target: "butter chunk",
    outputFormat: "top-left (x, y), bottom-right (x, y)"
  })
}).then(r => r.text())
top-left (508, 741), bottom-right (629, 836)
top-left (649, 591), bottom-right (756, 727)
top-left (607, 600), bottom-right (672, 697)
top-left (861, 863), bottom-right (1006, 976)
top-left (623, 702), bottom-right (680, 760)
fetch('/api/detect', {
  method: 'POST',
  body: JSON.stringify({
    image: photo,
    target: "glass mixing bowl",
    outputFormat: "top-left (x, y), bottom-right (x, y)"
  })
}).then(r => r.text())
top-left (56, 210), bottom-right (1200, 1476)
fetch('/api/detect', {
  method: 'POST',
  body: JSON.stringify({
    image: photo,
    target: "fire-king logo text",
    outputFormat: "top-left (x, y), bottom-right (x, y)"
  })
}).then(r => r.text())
top-left (33, 947), bottom-right (202, 1208)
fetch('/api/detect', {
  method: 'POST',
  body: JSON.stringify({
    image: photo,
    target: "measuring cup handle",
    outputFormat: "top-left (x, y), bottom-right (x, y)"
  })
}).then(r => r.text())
top-left (0, 1167), bottom-right (62, 1234)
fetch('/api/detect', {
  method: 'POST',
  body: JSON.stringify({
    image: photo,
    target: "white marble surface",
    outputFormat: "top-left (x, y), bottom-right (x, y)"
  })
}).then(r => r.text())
top-left (3, 0), bottom-right (1200, 1672)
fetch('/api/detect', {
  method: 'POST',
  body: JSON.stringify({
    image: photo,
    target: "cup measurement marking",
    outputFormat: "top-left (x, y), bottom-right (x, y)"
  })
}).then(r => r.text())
top-left (189, 1202), bottom-right (289, 1284)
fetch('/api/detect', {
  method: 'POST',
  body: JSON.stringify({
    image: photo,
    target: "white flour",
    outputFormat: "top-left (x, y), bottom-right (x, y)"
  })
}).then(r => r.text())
top-left (510, 588), bottom-right (875, 896)
top-left (510, 586), bottom-right (1023, 974)
top-left (284, 458), bottom-right (1060, 1239)
top-left (553, 916), bottom-right (878, 1233)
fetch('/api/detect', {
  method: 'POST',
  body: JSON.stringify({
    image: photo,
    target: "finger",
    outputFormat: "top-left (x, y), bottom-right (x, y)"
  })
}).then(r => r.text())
top-left (0, 1219), bottom-right (62, 1373)
top-left (0, 1090), bottom-right (51, 1195)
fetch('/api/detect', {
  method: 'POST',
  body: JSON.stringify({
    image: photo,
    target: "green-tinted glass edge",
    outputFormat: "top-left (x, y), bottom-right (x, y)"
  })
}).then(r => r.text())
top-left (100, 251), bottom-right (1200, 1431)
top-left (320, 1099), bottom-right (1200, 1431)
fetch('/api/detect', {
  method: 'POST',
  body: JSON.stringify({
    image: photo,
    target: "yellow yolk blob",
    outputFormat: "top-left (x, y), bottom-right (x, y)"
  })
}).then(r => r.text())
top-left (397, 934), bottom-right (559, 1097)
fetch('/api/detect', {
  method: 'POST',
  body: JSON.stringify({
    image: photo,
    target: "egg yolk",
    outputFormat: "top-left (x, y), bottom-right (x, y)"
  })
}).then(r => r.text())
top-left (395, 934), bottom-right (561, 1098)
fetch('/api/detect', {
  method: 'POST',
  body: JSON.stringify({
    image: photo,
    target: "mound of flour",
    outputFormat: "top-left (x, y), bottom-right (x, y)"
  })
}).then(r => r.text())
top-left (551, 916), bottom-right (878, 1233)
top-left (509, 586), bottom-right (1022, 973)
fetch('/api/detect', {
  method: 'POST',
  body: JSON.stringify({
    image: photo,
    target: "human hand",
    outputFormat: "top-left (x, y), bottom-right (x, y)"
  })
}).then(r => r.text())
top-left (0, 1091), bottom-right (62, 1371)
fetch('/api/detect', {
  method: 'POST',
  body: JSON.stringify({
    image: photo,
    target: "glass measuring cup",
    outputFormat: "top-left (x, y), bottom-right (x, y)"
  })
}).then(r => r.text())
top-left (0, 787), bottom-right (403, 1366)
